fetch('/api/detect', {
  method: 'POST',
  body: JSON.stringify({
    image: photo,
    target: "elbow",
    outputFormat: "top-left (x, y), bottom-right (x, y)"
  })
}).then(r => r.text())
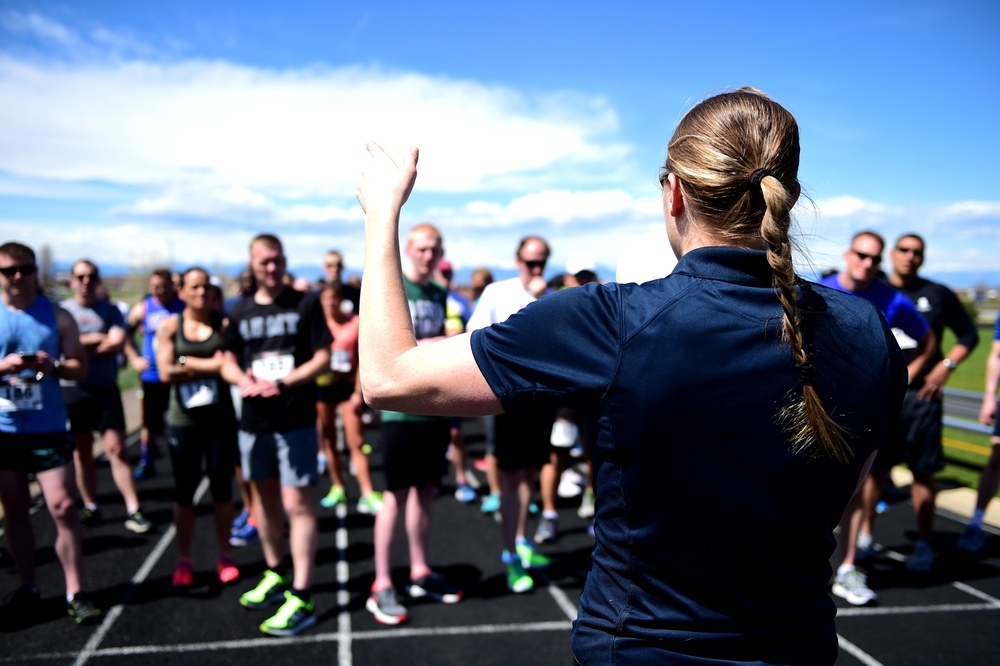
top-left (359, 371), bottom-right (404, 412)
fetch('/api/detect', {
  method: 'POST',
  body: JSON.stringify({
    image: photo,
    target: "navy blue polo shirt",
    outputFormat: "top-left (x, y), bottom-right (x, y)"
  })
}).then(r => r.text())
top-left (471, 246), bottom-right (906, 665)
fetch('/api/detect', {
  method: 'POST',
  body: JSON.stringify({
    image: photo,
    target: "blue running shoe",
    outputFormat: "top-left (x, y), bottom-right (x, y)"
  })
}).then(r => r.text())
top-left (230, 521), bottom-right (260, 547)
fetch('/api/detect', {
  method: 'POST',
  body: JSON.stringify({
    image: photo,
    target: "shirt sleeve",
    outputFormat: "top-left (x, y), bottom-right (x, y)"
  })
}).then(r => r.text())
top-left (942, 288), bottom-right (980, 351)
top-left (470, 283), bottom-right (622, 415)
top-left (889, 293), bottom-right (930, 341)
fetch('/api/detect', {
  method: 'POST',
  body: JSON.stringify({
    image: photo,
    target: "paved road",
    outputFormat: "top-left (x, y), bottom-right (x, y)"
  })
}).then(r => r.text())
top-left (2, 416), bottom-right (1000, 665)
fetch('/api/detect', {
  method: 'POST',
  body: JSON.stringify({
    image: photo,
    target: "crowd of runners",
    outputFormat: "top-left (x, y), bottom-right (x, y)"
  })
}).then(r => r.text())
top-left (0, 221), bottom-right (998, 641)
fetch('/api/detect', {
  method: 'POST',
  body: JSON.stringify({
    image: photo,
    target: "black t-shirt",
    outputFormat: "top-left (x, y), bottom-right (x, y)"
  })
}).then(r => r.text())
top-left (224, 288), bottom-right (332, 433)
top-left (895, 277), bottom-right (979, 383)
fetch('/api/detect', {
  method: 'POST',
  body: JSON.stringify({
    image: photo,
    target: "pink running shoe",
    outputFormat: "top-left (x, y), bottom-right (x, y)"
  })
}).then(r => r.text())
top-left (172, 558), bottom-right (194, 588)
top-left (217, 555), bottom-right (240, 584)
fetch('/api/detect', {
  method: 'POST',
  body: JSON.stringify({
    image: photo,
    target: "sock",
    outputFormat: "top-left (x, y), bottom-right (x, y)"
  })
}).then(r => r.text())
top-left (269, 564), bottom-right (290, 580)
top-left (542, 510), bottom-right (558, 520)
top-left (85, 503), bottom-right (98, 511)
top-left (857, 532), bottom-right (873, 550)
top-left (837, 563), bottom-right (855, 576)
top-left (290, 587), bottom-right (312, 602)
top-left (970, 509), bottom-right (985, 527)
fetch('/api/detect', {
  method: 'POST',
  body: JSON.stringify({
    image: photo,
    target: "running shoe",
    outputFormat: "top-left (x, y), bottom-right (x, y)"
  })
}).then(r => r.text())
top-left (480, 492), bottom-right (500, 514)
top-left (230, 520), bottom-right (260, 547)
top-left (831, 568), bottom-right (876, 606)
top-left (4, 584), bottom-right (41, 620)
top-left (320, 485), bottom-right (346, 509)
top-left (557, 468), bottom-right (585, 498)
top-left (407, 572), bottom-right (463, 603)
top-left (259, 590), bottom-right (316, 636)
top-left (506, 560), bottom-right (534, 593)
top-left (133, 458), bottom-right (156, 480)
top-left (473, 458), bottom-right (489, 472)
top-left (80, 506), bottom-right (102, 527)
top-left (67, 594), bottom-right (101, 625)
top-left (232, 507), bottom-right (250, 531)
top-left (240, 570), bottom-right (290, 610)
top-left (515, 540), bottom-right (551, 569)
top-left (905, 539), bottom-right (936, 572)
top-left (855, 532), bottom-right (878, 562)
top-left (356, 492), bottom-right (384, 515)
top-left (454, 483), bottom-right (477, 504)
top-left (534, 516), bottom-right (558, 544)
top-left (217, 555), bottom-right (240, 584)
top-left (172, 558), bottom-right (194, 588)
top-left (578, 489), bottom-right (596, 519)
top-left (125, 510), bottom-right (153, 534)
top-left (367, 587), bottom-right (408, 625)
top-left (957, 524), bottom-right (986, 553)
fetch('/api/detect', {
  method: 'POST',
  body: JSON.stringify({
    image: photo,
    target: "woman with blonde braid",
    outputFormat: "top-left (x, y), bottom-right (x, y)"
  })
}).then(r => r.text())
top-left (355, 88), bottom-right (905, 664)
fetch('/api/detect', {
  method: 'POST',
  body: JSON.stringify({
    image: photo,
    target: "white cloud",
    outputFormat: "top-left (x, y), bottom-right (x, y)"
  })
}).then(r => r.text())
top-left (0, 54), bottom-right (632, 199)
top-left (1, 11), bottom-right (80, 48)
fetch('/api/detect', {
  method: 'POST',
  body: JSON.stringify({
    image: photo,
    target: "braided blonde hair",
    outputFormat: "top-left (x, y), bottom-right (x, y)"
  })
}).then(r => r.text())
top-left (666, 87), bottom-right (850, 463)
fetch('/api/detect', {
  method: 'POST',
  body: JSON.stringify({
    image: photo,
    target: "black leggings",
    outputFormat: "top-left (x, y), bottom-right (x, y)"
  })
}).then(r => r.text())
top-left (167, 424), bottom-right (237, 507)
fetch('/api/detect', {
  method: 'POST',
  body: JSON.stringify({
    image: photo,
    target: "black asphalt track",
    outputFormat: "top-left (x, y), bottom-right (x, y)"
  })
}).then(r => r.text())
top-left (2, 418), bottom-right (999, 665)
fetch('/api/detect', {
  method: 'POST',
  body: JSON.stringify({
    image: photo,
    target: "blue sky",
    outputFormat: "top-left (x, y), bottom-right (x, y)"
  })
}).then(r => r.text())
top-left (1, 1), bottom-right (998, 286)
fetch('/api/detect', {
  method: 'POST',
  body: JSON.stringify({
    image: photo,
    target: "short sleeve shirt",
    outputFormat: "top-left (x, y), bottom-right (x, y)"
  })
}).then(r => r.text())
top-left (472, 247), bottom-right (906, 664)
top-left (59, 297), bottom-right (126, 387)
top-left (224, 288), bottom-right (331, 433)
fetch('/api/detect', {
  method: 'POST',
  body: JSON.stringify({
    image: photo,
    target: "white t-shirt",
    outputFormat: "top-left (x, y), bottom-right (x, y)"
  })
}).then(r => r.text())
top-left (466, 277), bottom-right (538, 330)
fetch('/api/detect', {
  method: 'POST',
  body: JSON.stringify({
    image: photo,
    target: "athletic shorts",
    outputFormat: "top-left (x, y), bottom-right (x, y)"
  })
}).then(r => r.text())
top-left (141, 381), bottom-right (171, 434)
top-left (494, 408), bottom-right (555, 471)
top-left (238, 427), bottom-right (317, 487)
top-left (62, 384), bottom-right (127, 435)
top-left (381, 420), bottom-right (450, 491)
top-left (316, 382), bottom-right (354, 405)
top-left (167, 423), bottom-right (236, 506)
top-left (0, 431), bottom-right (74, 474)
top-left (876, 388), bottom-right (944, 477)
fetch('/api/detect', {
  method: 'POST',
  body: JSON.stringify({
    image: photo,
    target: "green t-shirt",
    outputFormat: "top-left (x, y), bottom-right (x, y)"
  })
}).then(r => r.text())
top-left (380, 275), bottom-right (451, 423)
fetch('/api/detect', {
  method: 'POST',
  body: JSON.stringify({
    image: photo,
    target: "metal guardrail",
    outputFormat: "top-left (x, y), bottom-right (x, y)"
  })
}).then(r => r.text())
top-left (943, 387), bottom-right (994, 436)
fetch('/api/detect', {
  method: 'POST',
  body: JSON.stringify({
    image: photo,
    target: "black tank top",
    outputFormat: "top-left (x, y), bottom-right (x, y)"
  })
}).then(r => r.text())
top-left (166, 313), bottom-right (234, 428)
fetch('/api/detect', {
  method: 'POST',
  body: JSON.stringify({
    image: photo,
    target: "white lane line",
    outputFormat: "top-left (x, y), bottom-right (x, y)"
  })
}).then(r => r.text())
top-left (2, 621), bottom-right (573, 661)
top-left (950, 580), bottom-right (1000, 607)
top-left (335, 502), bottom-right (352, 666)
top-left (837, 602), bottom-right (1000, 617)
top-left (70, 476), bottom-right (209, 666)
top-left (837, 635), bottom-right (885, 666)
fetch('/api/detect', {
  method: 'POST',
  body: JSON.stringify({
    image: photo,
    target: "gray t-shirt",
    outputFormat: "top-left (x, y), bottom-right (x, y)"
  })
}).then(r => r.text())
top-left (60, 298), bottom-right (126, 387)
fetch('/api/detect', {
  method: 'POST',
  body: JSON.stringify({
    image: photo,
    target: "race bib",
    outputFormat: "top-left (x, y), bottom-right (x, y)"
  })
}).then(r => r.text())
top-left (0, 380), bottom-right (43, 412)
top-left (250, 351), bottom-right (294, 382)
top-left (330, 349), bottom-right (353, 374)
top-left (178, 379), bottom-right (219, 409)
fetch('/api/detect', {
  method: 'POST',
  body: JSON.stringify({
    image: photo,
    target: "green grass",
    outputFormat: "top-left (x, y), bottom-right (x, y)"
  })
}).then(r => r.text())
top-left (942, 324), bottom-right (993, 393)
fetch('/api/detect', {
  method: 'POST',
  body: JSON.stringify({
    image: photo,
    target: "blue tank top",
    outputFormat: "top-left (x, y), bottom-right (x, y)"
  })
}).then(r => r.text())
top-left (0, 295), bottom-right (68, 434)
top-left (140, 295), bottom-right (185, 382)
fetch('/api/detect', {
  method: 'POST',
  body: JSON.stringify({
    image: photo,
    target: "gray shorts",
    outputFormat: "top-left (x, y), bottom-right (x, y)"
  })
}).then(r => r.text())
top-left (238, 427), bottom-right (318, 487)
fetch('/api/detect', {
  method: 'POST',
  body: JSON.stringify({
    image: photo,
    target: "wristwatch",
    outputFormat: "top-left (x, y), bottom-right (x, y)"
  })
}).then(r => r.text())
top-left (942, 358), bottom-right (957, 371)
top-left (177, 355), bottom-right (188, 366)
top-left (275, 378), bottom-right (285, 392)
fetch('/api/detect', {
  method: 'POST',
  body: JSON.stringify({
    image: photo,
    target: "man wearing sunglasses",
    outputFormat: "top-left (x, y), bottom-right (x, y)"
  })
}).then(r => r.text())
top-left (859, 234), bottom-right (978, 568)
top-left (466, 236), bottom-right (555, 594)
top-left (0, 242), bottom-right (101, 624)
top-left (61, 260), bottom-right (152, 534)
top-left (820, 230), bottom-right (935, 605)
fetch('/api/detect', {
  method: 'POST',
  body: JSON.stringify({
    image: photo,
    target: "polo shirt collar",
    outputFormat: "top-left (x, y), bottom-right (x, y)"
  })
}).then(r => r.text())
top-left (672, 246), bottom-right (773, 285)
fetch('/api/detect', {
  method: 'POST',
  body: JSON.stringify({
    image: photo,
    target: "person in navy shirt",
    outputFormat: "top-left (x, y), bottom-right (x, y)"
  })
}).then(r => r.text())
top-left (355, 88), bottom-right (905, 664)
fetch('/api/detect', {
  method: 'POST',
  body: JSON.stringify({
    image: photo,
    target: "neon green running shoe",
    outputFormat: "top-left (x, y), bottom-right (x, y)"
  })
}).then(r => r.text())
top-left (240, 570), bottom-right (290, 610)
top-left (516, 541), bottom-right (551, 569)
top-left (320, 485), bottom-right (347, 508)
top-left (356, 492), bottom-right (383, 515)
top-left (506, 560), bottom-right (534, 593)
top-left (260, 590), bottom-right (316, 636)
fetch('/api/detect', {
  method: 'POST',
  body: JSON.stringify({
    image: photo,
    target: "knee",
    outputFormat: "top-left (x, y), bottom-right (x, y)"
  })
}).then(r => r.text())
top-left (48, 495), bottom-right (77, 522)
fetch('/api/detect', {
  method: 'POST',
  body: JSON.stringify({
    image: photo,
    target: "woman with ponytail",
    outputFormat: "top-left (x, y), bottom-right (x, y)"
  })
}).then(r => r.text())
top-left (356, 88), bottom-right (905, 664)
